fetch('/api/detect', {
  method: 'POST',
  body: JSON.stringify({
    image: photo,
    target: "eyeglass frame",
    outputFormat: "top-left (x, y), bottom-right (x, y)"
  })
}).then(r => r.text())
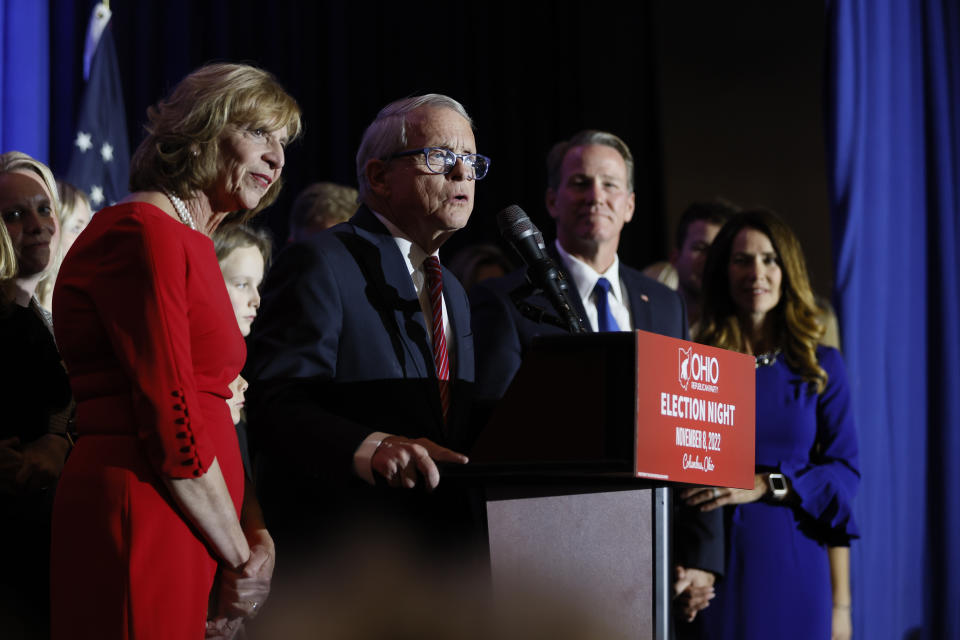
top-left (386, 147), bottom-right (491, 180)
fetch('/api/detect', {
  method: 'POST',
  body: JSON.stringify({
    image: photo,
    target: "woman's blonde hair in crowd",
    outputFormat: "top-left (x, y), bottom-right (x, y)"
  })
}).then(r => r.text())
top-left (0, 222), bottom-right (16, 282)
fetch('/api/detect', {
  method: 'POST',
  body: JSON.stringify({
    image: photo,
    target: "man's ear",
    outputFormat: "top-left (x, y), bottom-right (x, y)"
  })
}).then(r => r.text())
top-left (545, 188), bottom-right (558, 220)
top-left (623, 191), bottom-right (636, 224)
top-left (669, 248), bottom-right (680, 266)
top-left (366, 159), bottom-right (390, 198)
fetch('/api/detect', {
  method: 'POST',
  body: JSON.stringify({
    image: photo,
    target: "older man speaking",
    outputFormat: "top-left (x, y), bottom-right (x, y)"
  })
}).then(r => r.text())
top-left (245, 95), bottom-right (489, 549)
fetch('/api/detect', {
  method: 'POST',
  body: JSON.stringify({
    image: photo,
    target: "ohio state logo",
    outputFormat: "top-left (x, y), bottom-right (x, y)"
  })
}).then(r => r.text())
top-left (678, 346), bottom-right (719, 392)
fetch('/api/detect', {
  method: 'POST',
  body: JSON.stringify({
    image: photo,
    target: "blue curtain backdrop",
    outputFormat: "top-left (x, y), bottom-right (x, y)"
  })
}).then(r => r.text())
top-left (826, 1), bottom-right (960, 638)
top-left (0, 0), bottom-right (49, 161)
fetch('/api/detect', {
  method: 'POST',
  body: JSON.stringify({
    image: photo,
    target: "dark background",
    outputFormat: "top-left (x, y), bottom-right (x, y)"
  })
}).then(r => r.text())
top-left (49, 0), bottom-right (831, 296)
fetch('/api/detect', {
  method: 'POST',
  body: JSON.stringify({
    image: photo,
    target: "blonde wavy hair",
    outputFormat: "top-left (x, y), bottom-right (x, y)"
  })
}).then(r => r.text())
top-left (696, 209), bottom-right (828, 393)
top-left (130, 63), bottom-right (302, 222)
top-left (289, 182), bottom-right (359, 240)
top-left (0, 222), bottom-right (16, 281)
top-left (0, 223), bottom-right (13, 308)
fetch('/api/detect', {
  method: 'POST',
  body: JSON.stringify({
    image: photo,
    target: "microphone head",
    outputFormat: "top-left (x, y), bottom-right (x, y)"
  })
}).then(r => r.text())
top-left (533, 230), bottom-right (546, 251)
top-left (496, 204), bottom-right (533, 238)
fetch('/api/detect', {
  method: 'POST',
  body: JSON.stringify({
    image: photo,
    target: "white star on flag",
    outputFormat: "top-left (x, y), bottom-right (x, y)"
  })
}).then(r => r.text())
top-left (75, 132), bottom-right (93, 152)
top-left (66, 3), bottom-right (130, 206)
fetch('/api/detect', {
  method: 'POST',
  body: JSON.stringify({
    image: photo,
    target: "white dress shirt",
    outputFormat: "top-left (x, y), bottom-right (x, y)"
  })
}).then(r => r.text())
top-left (554, 240), bottom-right (633, 332)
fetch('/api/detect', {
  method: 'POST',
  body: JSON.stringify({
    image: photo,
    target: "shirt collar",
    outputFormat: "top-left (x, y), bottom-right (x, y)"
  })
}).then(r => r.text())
top-left (372, 209), bottom-right (437, 275)
top-left (554, 239), bottom-right (624, 303)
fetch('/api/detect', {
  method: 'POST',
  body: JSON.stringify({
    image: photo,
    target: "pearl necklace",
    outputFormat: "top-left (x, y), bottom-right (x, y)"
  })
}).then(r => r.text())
top-left (162, 188), bottom-right (197, 231)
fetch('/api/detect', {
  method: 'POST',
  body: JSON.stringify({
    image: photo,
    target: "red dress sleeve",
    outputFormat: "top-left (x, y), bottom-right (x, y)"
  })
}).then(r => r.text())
top-left (85, 207), bottom-right (216, 478)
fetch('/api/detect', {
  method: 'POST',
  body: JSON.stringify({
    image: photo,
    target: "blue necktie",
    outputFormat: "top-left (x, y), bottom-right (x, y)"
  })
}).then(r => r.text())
top-left (593, 277), bottom-right (620, 332)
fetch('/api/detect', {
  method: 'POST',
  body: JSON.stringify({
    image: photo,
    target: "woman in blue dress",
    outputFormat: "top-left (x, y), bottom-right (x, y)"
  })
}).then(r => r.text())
top-left (682, 210), bottom-right (859, 640)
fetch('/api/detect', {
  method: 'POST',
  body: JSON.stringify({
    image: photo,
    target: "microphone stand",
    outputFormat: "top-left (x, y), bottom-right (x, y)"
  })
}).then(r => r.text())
top-left (508, 280), bottom-right (588, 335)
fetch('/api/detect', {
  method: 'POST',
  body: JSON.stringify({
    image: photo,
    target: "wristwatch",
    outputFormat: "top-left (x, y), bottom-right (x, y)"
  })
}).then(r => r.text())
top-left (767, 472), bottom-right (788, 501)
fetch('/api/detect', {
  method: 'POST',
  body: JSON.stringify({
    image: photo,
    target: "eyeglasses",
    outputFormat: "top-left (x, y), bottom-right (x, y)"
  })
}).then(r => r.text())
top-left (388, 147), bottom-right (491, 180)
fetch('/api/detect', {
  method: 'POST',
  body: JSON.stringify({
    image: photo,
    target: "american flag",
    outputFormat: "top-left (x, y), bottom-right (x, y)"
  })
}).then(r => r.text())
top-left (65, 2), bottom-right (129, 210)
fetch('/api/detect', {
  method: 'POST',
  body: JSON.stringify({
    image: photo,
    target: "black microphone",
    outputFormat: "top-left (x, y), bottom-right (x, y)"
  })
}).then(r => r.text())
top-left (496, 205), bottom-right (586, 334)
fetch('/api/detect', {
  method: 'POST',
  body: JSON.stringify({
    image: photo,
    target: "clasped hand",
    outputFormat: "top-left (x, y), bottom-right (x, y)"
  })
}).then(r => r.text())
top-left (674, 566), bottom-right (716, 622)
top-left (0, 435), bottom-right (68, 495)
top-left (206, 529), bottom-right (275, 640)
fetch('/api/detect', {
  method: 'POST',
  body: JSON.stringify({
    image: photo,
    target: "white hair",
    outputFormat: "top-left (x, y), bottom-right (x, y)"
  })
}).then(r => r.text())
top-left (355, 94), bottom-right (472, 201)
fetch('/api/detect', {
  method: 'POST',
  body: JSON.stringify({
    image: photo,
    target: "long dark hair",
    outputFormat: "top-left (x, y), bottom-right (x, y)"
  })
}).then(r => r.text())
top-left (696, 209), bottom-right (827, 393)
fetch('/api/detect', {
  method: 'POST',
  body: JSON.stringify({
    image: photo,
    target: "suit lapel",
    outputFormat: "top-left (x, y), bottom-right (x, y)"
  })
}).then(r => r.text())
top-left (349, 208), bottom-right (451, 432)
top-left (348, 208), bottom-right (430, 379)
top-left (546, 243), bottom-right (655, 333)
top-left (622, 267), bottom-right (654, 332)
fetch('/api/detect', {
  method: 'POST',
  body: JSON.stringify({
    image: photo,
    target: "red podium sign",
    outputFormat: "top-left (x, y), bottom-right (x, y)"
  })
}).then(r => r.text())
top-left (634, 330), bottom-right (755, 489)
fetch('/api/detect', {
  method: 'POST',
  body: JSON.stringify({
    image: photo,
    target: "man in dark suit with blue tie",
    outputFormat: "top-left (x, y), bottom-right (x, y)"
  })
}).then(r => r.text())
top-left (470, 130), bottom-right (723, 627)
top-left (245, 95), bottom-right (489, 549)
top-left (472, 130), bottom-right (689, 400)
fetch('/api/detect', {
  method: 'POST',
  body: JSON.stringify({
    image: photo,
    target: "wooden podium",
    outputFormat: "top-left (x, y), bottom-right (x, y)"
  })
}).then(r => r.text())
top-left (461, 330), bottom-right (755, 639)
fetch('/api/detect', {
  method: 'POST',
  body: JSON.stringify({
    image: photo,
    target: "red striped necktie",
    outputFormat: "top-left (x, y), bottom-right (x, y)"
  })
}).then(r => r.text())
top-left (423, 256), bottom-right (450, 421)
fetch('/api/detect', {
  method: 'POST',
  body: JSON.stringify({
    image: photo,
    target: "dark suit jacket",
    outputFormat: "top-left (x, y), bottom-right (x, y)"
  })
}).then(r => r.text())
top-left (245, 207), bottom-right (476, 543)
top-left (470, 245), bottom-right (689, 400)
top-left (469, 246), bottom-right (724, 577)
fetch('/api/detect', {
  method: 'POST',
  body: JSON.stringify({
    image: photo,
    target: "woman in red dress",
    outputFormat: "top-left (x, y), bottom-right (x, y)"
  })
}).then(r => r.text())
top-left (50, 63), bottom-right (301, 640)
